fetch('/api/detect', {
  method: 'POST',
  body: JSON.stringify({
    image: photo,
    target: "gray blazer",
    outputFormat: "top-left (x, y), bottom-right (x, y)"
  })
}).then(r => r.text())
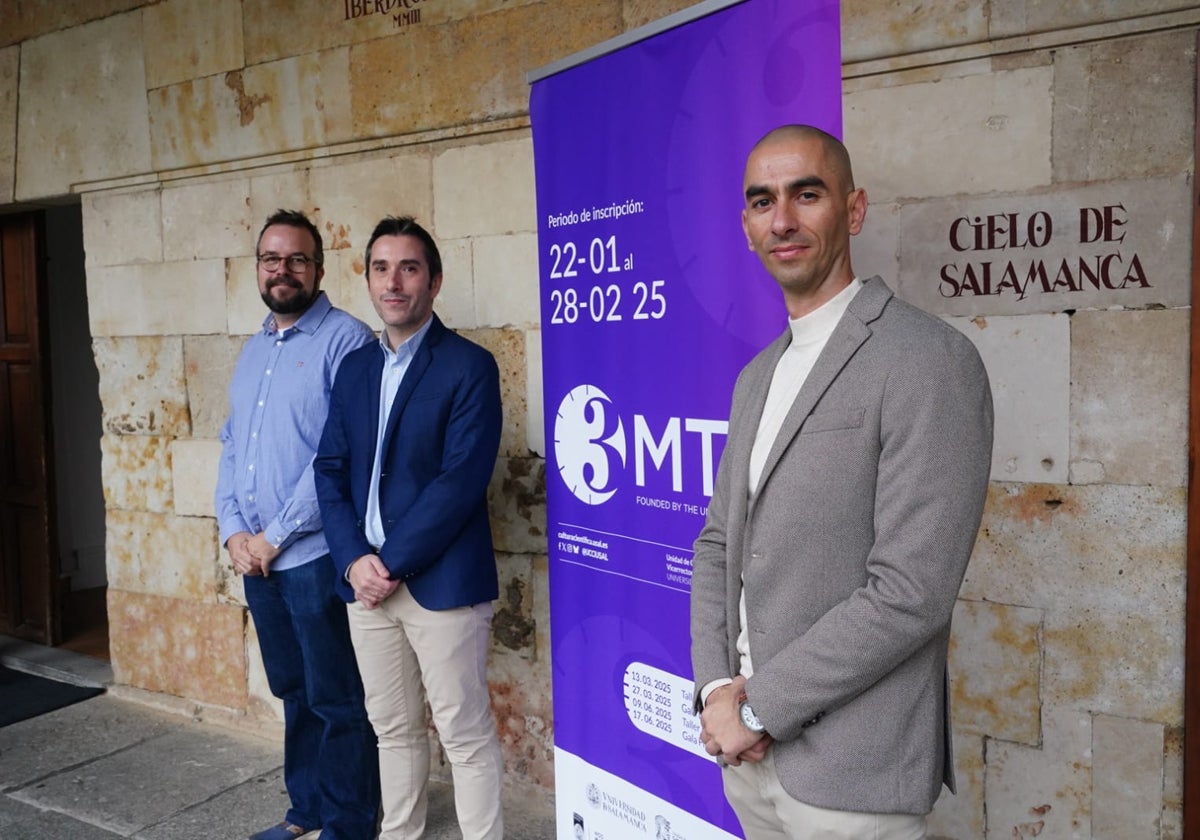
top-left (690, 277), bottom-right (993, 815)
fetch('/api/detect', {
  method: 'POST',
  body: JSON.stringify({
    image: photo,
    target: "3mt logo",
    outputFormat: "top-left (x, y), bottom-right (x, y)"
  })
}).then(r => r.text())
top-left (554, 385), bottom-right (626, 505)
top-left (552, 384), bottom-right (728, 505)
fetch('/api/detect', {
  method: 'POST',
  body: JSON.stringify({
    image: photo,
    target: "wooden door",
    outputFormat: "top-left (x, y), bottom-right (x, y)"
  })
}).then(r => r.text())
top-left (0, 212), bottom-right (58, 644)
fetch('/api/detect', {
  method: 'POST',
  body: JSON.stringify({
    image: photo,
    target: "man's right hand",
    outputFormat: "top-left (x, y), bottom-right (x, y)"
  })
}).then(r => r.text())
top-left (348, 554), bottom-right (399, 609)
top-left (225, 531), bottom-right (261, 576)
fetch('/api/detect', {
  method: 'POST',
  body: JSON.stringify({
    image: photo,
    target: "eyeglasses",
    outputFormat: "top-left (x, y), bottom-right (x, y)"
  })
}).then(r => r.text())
top-left (257, 253), bottom-right (318, 272)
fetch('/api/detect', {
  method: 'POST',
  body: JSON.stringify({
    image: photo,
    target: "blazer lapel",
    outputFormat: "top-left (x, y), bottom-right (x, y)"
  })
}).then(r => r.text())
top-left (379, 315), bottom-right (442, 464)
top-left (754, 278), bottom-right (892, 493)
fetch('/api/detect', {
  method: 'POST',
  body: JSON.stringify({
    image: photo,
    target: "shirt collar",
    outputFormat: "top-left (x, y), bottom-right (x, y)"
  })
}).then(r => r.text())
top-left (787, 277), bottom-right (862, 346)
top-left (378, 314), bottom-right (434, 365)
top-left (261, 291), bottom-right (332, 336)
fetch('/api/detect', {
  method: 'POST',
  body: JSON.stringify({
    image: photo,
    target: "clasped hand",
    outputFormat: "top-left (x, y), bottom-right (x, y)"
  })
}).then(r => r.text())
top-left (349, 554), bottom-right (399, 610)
top-left (226, 531), bottom-right (280, 577)
top-left (698, 675), bottom-right (772, 766)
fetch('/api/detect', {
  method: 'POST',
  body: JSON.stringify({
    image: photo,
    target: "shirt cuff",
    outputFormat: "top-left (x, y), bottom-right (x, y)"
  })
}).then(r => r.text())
top-left (700, 678), bottom-right (734, 708)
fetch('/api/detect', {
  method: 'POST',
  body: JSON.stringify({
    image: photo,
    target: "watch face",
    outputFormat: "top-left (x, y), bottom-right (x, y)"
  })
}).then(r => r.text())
top-left (740, 701), bottom-right (762, 732)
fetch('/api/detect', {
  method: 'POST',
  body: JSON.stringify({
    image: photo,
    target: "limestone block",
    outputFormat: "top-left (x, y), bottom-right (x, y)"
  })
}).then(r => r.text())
top-left (171, 438), bottom-right (223, 518)
top-left (986, 706), bottom-right (1092, 840)
top-left (844, 67), bottom-right (1052, 203)
top-left (148, 49), bottom-right (353, 172)
top-left (525, 329), bottom-right (544, 456)
top-left (309, 153), bottom-right (435, 254)
top-left (183, 334), bottom-right (245, 440)
top-left (93, 336), bottom-right (191, 436)
top-left (143, 0), bottom-right (245, 90)
top-left (88, 261), bottom-right (227, 337)
top-left (348, 2), bottom-right (617, 139)
top-left (1071, 308), bottom-right (1188, 488)
top-left (473, 233), bottom-right (539, 329)
top-left (927, 733), bottom-right (984, 839)
top-left (322, 251), bottom-right (379, 330)
top-left (895, 176), bottom-right (1191, 317)
top-left (81, 187), bottom-right (163, 267)
top-left (964, 482), bottom-right (1185, 723)
top-left (101, 434), bottom-right (173, 513)
top-left (623, 0), bottom-right (700, 29)
top-left (434, 239), bottom-right (477, 329)
top-left (532, 554), bottom-right (549, 666)
top-left (991, 0), bottom-right (1193, 36)
top-left (850, 200), bottom-right (899, 285)
top-left (247, 167), bottom-right (314, 233)
top-left (842, 0), bottom-right (987, 63)
top-left (162, 178), bottom-right (255, 261)
top-left (466, 327), bottom-right (528, 458)
top-left (244, 0), bottom-right (543, 66)
top-left (949, 599), bottom-right (1041, 745)
top-left (1053, 31), bottom-right (1194, 182)
top-left (434, 138), bottom-right (537, 239)
top-left (0, 0), bottom-right (144, 47)
top-left (1164, 725), bottom-right (1183, 840)
top-left (245, 617), bottom-right (283, 722)
top-left (0, 46), bottom-right (16, 204)
top-left (226, 255), bottom-right (271, 336)
top-left (492, 553), bottom-right (536, 657)
top-left (15, 12), bottom-right (153, 200)
top-left (489, 457), bottom-right (547, 556)
top-left (106, 509), bottom-right (219, 601)
top-left (108, 588), bottom-right (248, 710)
top-left (1092, 714), bottom-right (1164, 840)
top-left (945, 314), bottom-right (1069, 483)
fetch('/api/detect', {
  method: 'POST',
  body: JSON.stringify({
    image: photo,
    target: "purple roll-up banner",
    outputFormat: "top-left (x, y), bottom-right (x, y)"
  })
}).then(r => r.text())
top-left (529, 1), bottom-right (841, 836)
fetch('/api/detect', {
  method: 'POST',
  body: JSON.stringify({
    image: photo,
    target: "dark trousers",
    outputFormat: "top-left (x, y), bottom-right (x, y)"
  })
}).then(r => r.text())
top-left (244, 554), bottom-right (380, 840)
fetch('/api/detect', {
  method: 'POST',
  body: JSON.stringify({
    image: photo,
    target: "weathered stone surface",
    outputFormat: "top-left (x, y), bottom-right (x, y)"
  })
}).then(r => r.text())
top-left (927, 733), bottom-right (984, 839)
top-left (184, 335), bottom-right (245, 440)
top-left (525, 329), bottom-right (544, 456)
top-left (106, 509), bottom-right (219, 601)
top-left (94, 337), bottom-right (191, 436)
top-left (965, 482), bottom-right (1185, 724)
top-left (1053, 31), bottom-right (1194, 182)
top-left (81, 187), bottom-right (164, 267)
top-left (0, 0), bottom-right (144, 48)
top-left (101, 434), bottom-right (173, 513)
top-left (622, 0), bottom-right (698, 30)
top-left (991, 0), bottom-right (1196, 36)
top-left (842, 0), bottom-right (987, 63)
top-left (489, 457), bottom-right (547, 556)
top-left (143, 0), bottom-right (245, 90)
top-left (851, 200), bottom-right (899, 286)
top-left (492, 553), bottom-right (536, 657)
top-left (247, 166), bottom-right (313, 232)
top-left (433, 137), bottom-right (536, 239)
top-left (949, 599), bottom-right (1041, 745)
top-left (986, 706), bottom-right (1092, 839)
top-left (245, 617), bottom-right (283, 721)
top-left (172, 439), bottom-right (223, 518)
top-left (109, 588), bottom-right (248, 709)
top-left (845, 67), bottom-right (1052, 203)
top-left (226, 255), bottom-right (272, 336)
top-left (15, 12), bottom-right (152, 200)
top-left (473, 233), bottom-right (539, 329)
top-left (1092, 714), bottom-right (1164, 840)
top-left (89, 261), bottom-right (227, 337)
top-left (1164, 725), bottom-right (1184, 840)
top-left (162, 177), bottom-right (255, 261)
top-left (322, 251), bottom-right (379, 330)
top-left (243, 0), bottom-right (545, 66)
top-left (896, 176), bottom-right (1190, 317)
top-left (0, 46), bottom-right (16, 204)
top-left (1071, 308), bottom-right (1188, 488)
top-left (433, 239), bottom-right (477, 329)
top-left (945, 314), bottom-right (1069, 483)
top-left (310, 152), bottom-right (435, 254)
top-left (148, 50), bottom-right (353, 171)
top-left (349, 3), bottom-right (618, 138)
top-left (466, 327), bottom-right (528, 458)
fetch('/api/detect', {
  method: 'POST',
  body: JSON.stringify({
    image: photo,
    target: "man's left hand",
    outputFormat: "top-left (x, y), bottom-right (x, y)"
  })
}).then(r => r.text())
top-left (699, 675), bottom-right (769, 766)
top-left (245, 532), bottom-right (282, 576)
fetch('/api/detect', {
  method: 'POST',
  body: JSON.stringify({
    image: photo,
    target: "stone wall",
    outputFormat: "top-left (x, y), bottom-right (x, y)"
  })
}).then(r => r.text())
top-left (1, 0), bottom-right (1195, 835)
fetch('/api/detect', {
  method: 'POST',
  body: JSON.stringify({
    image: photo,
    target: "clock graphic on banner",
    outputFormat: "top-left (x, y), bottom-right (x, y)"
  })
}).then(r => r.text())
top-left (554, 384), bottom-right (627, 505)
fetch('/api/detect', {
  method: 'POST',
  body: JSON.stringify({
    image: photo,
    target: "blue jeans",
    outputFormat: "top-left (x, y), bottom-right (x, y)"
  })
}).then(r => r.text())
top-left (244, 554), bottom-right (380, 840)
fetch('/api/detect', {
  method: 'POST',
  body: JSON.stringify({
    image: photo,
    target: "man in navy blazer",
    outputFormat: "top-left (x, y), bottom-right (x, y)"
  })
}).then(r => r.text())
top-left (314, 216), bottom-right (504, 840)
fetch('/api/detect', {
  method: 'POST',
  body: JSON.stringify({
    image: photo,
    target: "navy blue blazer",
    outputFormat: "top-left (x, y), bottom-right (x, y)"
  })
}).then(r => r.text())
top-left (314, 314), bottom-right (502, 609)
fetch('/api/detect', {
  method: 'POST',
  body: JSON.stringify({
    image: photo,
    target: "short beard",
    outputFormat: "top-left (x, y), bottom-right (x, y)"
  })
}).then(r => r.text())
top-left (261, 278), bottom-right (317, 316)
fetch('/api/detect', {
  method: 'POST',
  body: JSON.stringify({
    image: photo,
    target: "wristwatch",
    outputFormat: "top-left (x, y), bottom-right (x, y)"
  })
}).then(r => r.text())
top-left (738, 694), bottom-right (766, 733)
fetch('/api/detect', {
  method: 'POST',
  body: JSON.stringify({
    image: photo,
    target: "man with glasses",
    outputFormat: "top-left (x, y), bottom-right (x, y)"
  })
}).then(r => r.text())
top-left (216, 209), bottom-right (380, 840)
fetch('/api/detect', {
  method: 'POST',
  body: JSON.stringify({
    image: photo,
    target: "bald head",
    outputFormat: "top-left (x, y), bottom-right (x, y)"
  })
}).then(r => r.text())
top-left (747, 125), bottom-right (855, 192)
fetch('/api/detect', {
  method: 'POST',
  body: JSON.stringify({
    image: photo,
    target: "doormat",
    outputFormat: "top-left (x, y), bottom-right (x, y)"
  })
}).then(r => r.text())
top-left (0, 665), bottom-right (104, 727)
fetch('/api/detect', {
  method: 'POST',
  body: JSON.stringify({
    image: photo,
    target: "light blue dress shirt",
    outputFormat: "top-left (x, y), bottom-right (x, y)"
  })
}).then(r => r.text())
top-left (364, 317), bottom-right (434, 549)
top-left (216, 292), bottom-right (375, 572)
